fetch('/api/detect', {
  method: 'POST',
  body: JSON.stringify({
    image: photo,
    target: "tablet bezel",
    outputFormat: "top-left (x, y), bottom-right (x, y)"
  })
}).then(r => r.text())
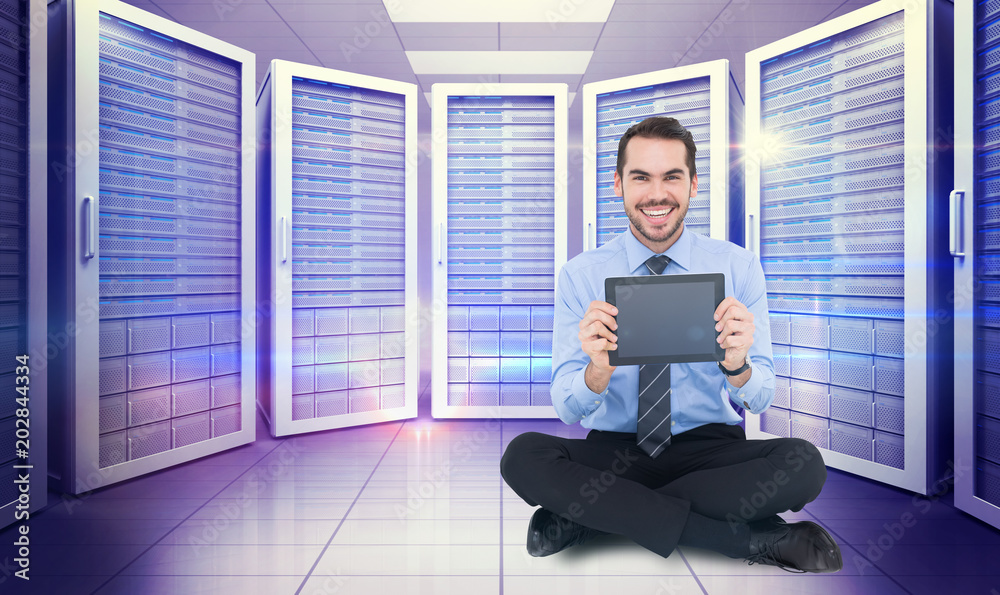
top-left (605, 272), bottom-right (726, 366)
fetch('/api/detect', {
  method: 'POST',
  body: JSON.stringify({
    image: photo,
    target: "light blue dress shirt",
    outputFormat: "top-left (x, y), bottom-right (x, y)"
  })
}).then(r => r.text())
top-left (550, 225), bottom-right (776, 434)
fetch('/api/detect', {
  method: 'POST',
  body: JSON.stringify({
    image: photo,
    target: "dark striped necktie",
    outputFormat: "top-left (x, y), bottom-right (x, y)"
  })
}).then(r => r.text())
top-left (636, 254), bottom-right (672, 458)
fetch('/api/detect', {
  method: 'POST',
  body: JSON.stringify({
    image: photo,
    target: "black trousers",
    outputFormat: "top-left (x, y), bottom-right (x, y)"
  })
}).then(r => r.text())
top-left (499, 422), bottom-right (827, 558)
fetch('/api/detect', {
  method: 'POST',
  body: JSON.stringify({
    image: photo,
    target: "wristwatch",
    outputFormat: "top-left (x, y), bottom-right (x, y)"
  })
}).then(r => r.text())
top-left (718, 357), bottom-right (751, 376)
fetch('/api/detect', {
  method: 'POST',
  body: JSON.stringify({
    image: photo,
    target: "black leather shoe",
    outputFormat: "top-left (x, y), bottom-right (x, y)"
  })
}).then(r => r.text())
top-left (526, 508), bottom-right (605, 557)
top-left (745, 520), bottom-right (843, 573)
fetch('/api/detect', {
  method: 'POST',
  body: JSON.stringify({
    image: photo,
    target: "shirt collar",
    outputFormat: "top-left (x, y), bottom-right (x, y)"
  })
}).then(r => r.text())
top-left (623, 223), bottom-right (692, 274)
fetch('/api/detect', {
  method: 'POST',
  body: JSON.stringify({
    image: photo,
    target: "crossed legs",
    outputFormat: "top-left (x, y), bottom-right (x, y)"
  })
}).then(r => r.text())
top-left (499, 423), bottom-right (827, 558)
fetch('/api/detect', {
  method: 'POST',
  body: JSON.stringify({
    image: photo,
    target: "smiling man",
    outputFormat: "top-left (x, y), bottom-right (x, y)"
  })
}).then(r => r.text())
top-left (499, 116), bottom-right (843, 573)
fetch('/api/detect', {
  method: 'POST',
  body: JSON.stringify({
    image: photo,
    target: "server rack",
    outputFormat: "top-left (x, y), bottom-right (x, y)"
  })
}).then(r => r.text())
top-left (954, 0), bottom-right (1000, 530)
top-left (48, 0), bottom-right (255, 493)
top-left (256, 60), bottom-right (418, 436)
top-left (745, 0), bottom-right (952, 494)
top-left (0, 0), bottom-right (45, 528)
top-left (581, 60), bottom-right (743, 250)
top-left (431, 84), bottom-right (567, 418)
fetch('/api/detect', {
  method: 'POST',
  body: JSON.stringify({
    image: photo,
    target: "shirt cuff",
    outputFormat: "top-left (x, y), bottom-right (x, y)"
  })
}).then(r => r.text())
top-left (725, 360), bottom-right (766, 414)
top-left (571, 366), bottom-right (609, 420)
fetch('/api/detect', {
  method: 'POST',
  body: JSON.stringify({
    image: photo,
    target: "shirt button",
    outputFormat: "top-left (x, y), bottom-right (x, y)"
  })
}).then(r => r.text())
top-left (743, 401), bottom-right (749, 408)
top-left (594, 400), bottom-right (601, 405)
top-left (739, 393), bottom-right (745, 398)
top-left (671, 420), bottom-right (675, 426)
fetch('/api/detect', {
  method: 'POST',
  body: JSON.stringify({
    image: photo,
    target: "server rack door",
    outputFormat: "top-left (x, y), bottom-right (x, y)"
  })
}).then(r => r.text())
top-left (745, 0), bottom-right (944, 494)
top-left (431, 84), bottom-right (568, 419)
top-left (581, 60), bottom-right (737, 252)
top-left (0, 0), bottom-right (46, 529)
top-left (50, 0), bottom-right (255, 493)
top-left (257, 60), bottom-right (418, 437)
top-left (955, 0), bottom-right (1000, 530)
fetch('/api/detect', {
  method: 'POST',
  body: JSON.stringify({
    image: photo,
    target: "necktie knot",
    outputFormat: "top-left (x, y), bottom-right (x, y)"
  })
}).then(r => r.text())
top-left (645, 255), bottom-right (671, 276)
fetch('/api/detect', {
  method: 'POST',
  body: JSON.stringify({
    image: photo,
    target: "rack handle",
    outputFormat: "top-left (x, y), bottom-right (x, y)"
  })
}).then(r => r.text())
top-left (748, 213), bottom-right (755, 253)
top-left (437, 222), bottom-right (445, 265)
top-left (588, 222), bottom-right (593, 251)
top-left (84, 196), bottom-right (96, 260)
top-left (950, 189), bottom-right (965, 257)
top-left (280, 216), bottom-right (288, 263)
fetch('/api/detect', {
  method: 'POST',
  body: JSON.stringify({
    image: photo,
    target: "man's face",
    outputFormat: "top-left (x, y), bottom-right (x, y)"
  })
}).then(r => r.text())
top-left (613, 136), bottom-right (697, 252)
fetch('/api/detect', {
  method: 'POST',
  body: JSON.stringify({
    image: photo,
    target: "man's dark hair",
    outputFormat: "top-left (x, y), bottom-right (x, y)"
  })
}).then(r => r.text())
top-left (615, 116), bottom-right (697, 181)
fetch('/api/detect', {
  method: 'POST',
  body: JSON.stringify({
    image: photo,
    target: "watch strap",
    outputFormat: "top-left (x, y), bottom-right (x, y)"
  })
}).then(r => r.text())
top-left (718, 358), bottom-right (750, 376)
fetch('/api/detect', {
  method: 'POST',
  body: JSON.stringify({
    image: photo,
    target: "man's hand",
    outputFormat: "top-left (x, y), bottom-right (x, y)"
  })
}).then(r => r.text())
top-left (714, 296), bottom-right (754, 374)
top-left (579, 300), bottom-right (618, 393)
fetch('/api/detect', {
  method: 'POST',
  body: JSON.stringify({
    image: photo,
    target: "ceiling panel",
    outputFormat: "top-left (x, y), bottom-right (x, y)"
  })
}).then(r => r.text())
top-left (252, 49), bottom-right (321, 66)
top-left (151, 0), bottom-right (268, 3)
top-left (121, 1), bottom-right (176, 20)
top-left (499, 23), bottom-right (605, 37)
top-left (583, 62), bottom-right (680, 76)
top-left (152, 3), bottom-right (279, 21)
top-left (497, 74), bottom-right (582, 86)
top-left (177, 20), bottom-right (296, 38)
top-left (500, 37), bottom-right (595, 51)
top-left (590, 45), bottom-right (697, 63)
top-left (600, 22), bottom-right (708, 37)
top-left (264, 0), bottom-right (378, 3)
top-left (687, 19), bottom-right (850, 41)
top-left (721, 3), bottom-right (847, 22)
top-left (311, 50), bottom-right (411, 64)
top-left (403, 37), bottom-right (498, 51)
top-left (825, 2), bottom-right (882, 21)
top-left (287, 21), bottom-right (404, 37)
top-left (395, 23), bottom-right (497, 37)
top-left (301, 35), bottom-right (404, 52)
top-left (271, 3), bottom-right (396, 21)
top-left (608, 4), bottom-right (727, 22)
top-left (405, 51), bottom-right (593, 75)
top-left (333, 64), bottom-right (418, 80)
top-left (594, 36), bottom-right (694, 52)
top-left (420, 74), bottom-right (500, 87)
top-left (382, 0), bottom-right (615, 23)
top-left (613, 0), bottom-right (729, 3)
top-left (221, 37), bottom-right (309, 52)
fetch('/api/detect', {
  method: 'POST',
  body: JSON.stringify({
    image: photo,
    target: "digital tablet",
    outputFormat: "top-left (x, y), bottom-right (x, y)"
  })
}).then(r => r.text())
top-left (605, 272), bottom-right (726, 366)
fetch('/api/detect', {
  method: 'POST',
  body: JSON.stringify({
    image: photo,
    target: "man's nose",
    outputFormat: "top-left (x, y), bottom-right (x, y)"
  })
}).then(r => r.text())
top-left (647, 179), bottom-right (671, 197)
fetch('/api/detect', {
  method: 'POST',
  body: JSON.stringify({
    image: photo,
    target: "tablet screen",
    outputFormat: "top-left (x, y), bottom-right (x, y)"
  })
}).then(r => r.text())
top-left (606, 273), bottom-right (725, 365)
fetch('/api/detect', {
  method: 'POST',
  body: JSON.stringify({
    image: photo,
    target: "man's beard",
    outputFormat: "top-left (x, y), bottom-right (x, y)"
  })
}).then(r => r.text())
top-left (623, 186), bottom-right (690, 245)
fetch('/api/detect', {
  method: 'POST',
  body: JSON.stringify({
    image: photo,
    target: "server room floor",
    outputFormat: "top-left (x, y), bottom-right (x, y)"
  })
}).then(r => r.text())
top-left (6, 379), bottom-right (1000, 595)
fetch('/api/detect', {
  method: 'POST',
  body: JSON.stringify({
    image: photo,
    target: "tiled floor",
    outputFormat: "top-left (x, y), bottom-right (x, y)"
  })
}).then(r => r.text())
top-left (4, 381), bottom-right (1000, 594)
